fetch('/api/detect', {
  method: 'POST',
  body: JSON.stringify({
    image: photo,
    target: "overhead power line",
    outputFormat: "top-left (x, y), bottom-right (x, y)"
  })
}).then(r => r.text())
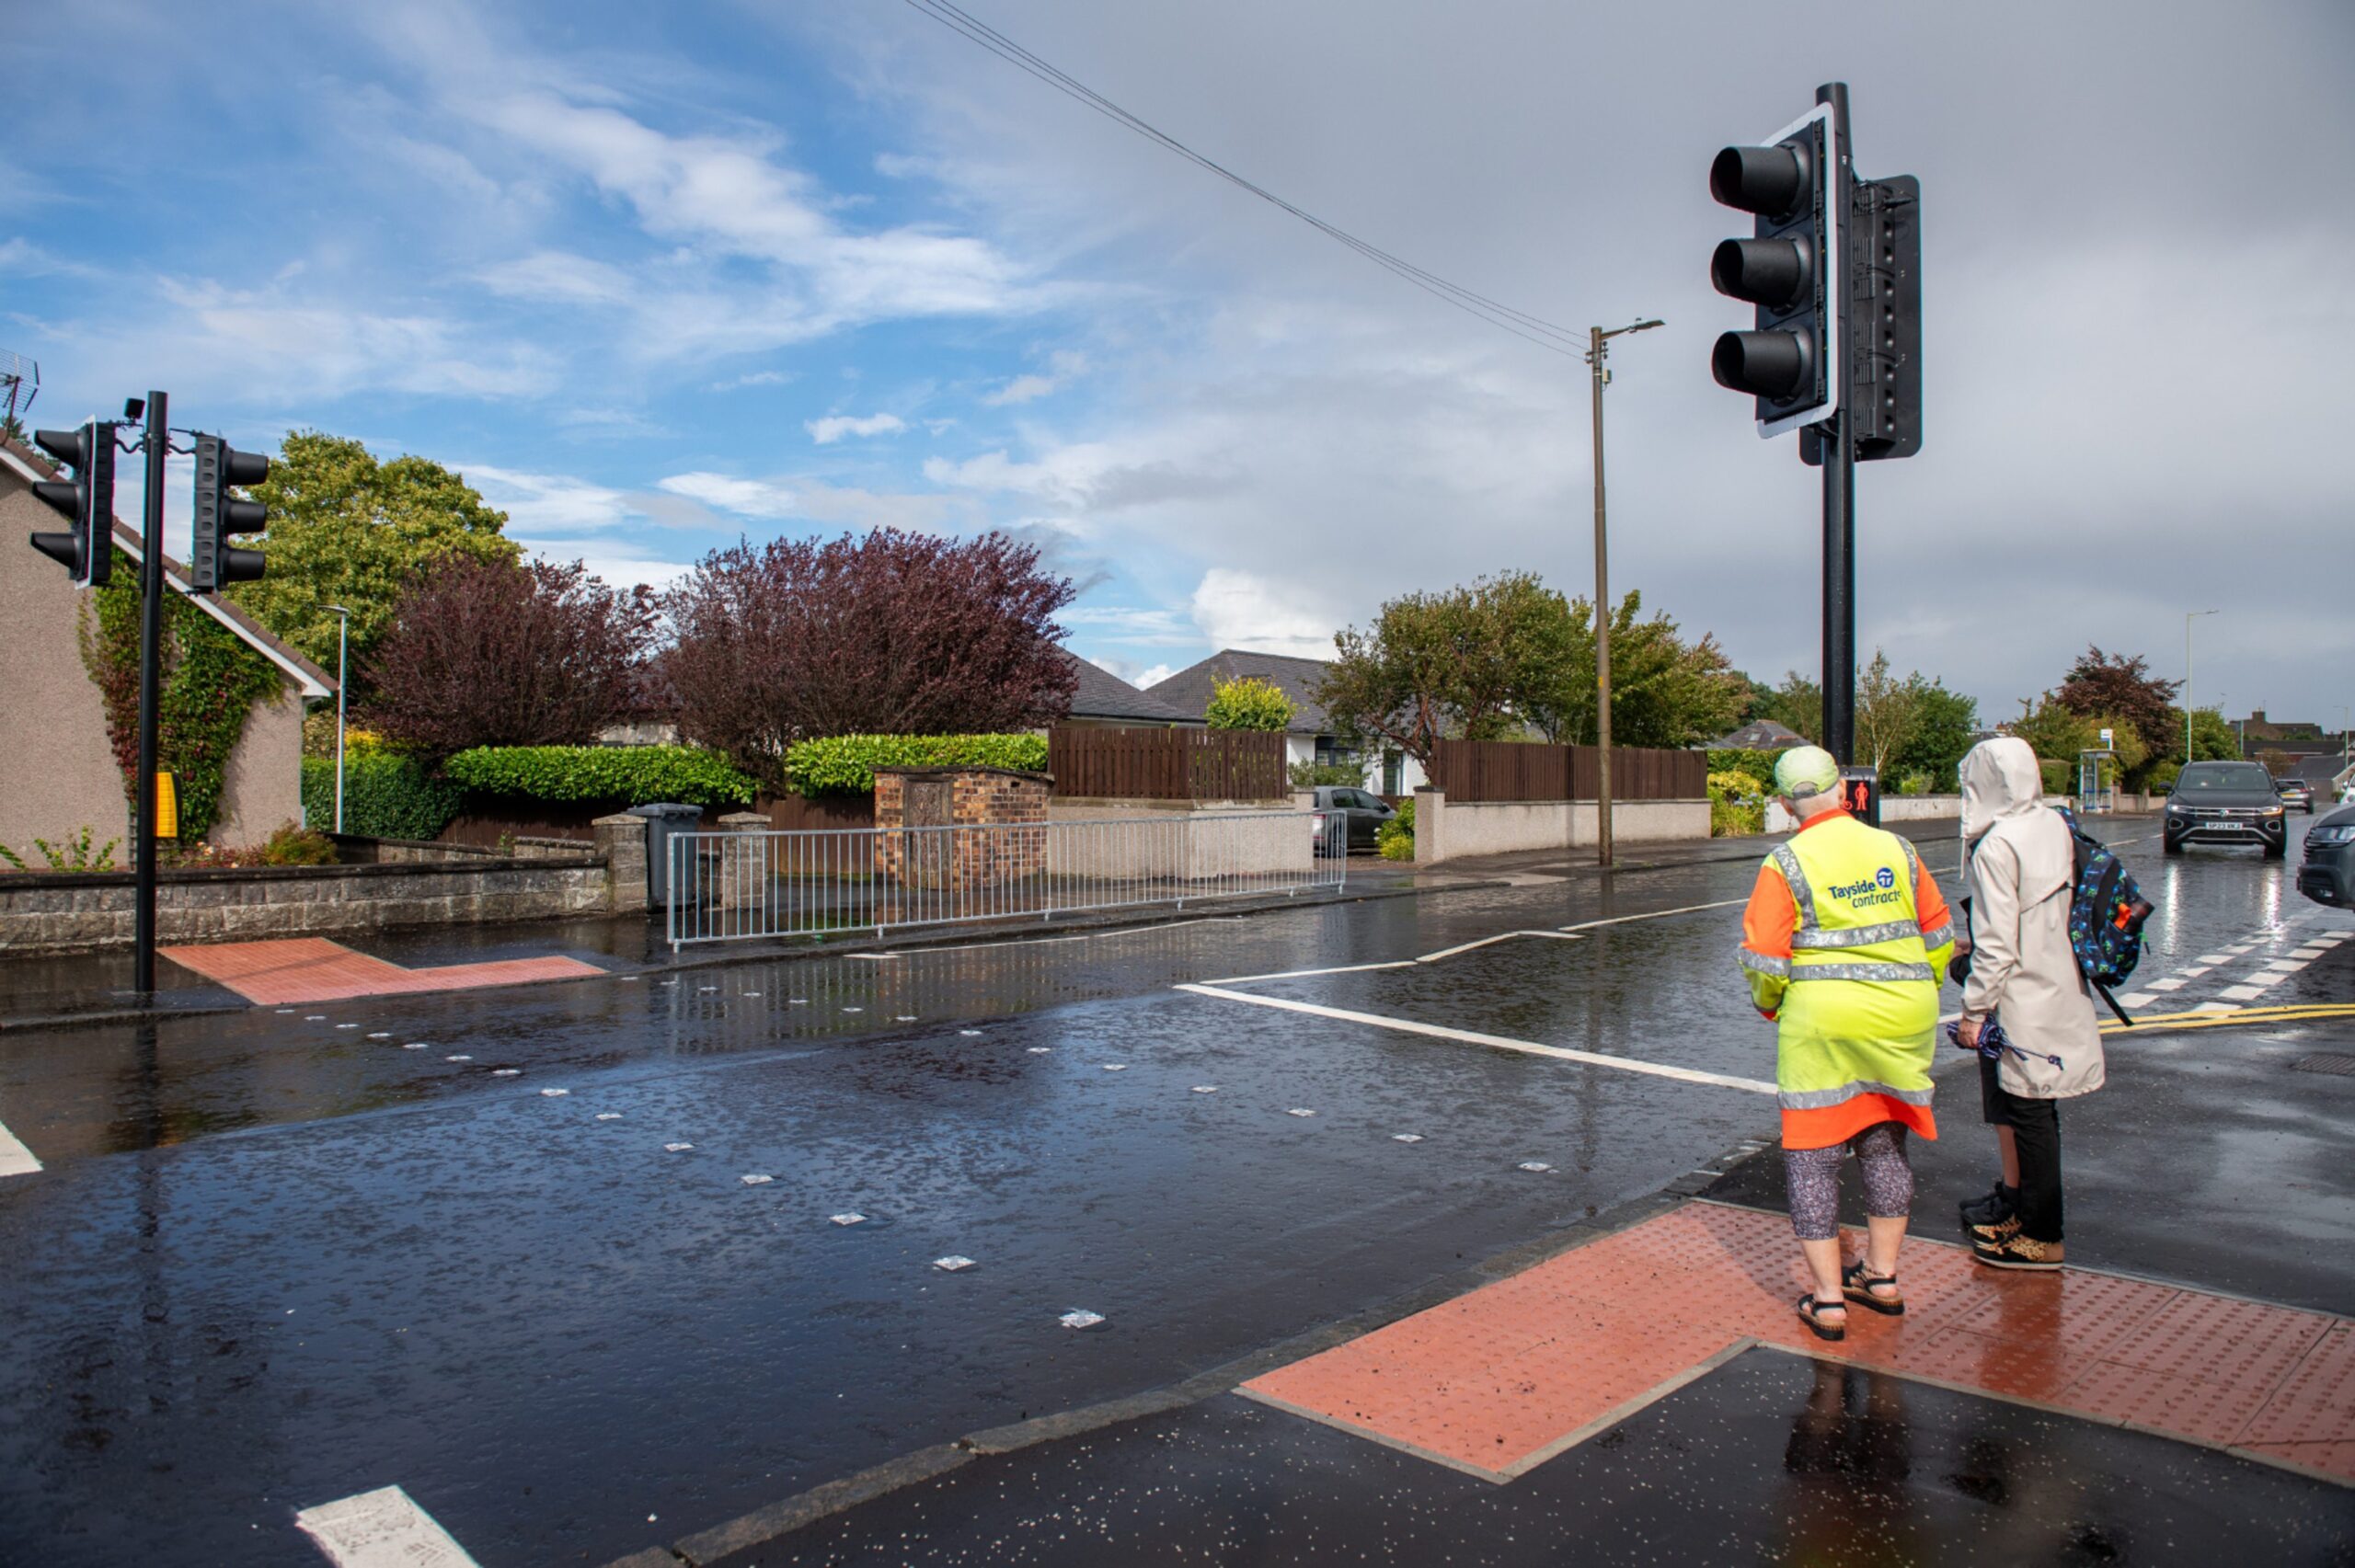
top-left (901, 0), bottom-right (1585, 357)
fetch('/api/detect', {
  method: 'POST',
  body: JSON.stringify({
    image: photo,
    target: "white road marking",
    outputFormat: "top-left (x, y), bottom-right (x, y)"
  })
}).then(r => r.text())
top-left (1415, 930), bottom-right (1584, 963)
top-left (1176, 983), bottom-right (1778, 1095)
top-left (1201, 958), bottom-right (1417, 985)
top-left (2265, 960), bottom-right (2307, 972)
top-left (1558, 898), bottom-right (1750, 933)
top-left (2146, 978), bottom-right (2188, 992)
top-left (2178, 965), bottom-right (2212, 978)
top-left (2115, 993), bottom-right (2157, 1009)
top-left (2220, 985), bottom-right (2267, 1001)
top-left (2292, 948), bottom-right (2328, 960)
top-left (295, 1485), bottom-right (478, 1567)
top-left (0, 1116), bottom-right (41, 1178)
top-left (2195, 954), bottom-right (2234, 966)
top-left (2188, 1001), bottom-right (2241, 1014)
top-left (2242, 972), bottom-right (2289, 989)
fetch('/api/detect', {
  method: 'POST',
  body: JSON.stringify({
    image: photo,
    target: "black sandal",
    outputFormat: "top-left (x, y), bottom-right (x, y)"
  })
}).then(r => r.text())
top-left (1841, 1260), bottom-right (1905, 1316)
top-left (1796, 1292), bottom-right (1847, 1342)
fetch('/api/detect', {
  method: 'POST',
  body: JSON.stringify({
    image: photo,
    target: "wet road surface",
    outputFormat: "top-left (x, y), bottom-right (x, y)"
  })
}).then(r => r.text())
top-left (1, 813), bottom-right (2348, 1564)
top-left (746, 1352), bottom-right (2355, 1567)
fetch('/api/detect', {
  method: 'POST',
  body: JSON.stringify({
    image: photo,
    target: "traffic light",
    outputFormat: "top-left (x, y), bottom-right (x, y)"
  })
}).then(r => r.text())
top-left (1709, 103), bottom-right (1836, 436)
top-left (29, 421), bottom-right (116, 587)
top-left (1845, 175), bottom-right (1921, 462)
top-left (190, 434), bottom-right (268, 592)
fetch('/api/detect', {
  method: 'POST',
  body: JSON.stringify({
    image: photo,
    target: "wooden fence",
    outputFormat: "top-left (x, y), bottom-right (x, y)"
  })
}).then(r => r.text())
top-left (1428, 739), bottom-right (1706, 803)
top-left (1048, 726), bottom-right (1289, 801)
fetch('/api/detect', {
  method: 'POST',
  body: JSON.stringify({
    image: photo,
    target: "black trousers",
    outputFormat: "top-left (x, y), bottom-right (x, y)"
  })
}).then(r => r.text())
top-left (1979, 1054), bottom-right (2064, 1242)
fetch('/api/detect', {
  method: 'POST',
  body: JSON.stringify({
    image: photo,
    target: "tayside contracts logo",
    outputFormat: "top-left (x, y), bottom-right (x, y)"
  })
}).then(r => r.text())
top-left (1826, 865), bottom-right (1904, 910)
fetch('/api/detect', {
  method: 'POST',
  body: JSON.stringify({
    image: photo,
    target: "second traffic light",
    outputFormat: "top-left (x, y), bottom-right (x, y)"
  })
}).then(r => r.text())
top-left (29, 421), bottom-right (116, 587)
top-left (1708, 104), bottom-right (1836, 436)
top-left (190, 434), bottom-right (269, 593)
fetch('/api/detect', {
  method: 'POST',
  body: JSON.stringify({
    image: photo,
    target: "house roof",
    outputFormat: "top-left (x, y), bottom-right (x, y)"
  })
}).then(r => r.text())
top-left (2, 438), bottom-right (336, 699)
top-left (1146, 649), bottom-right (1335, 735)
top-left (2281, 753), bottom-right (2353, 787)
top-left (1060, 649), bottom-right (1192, 724)
top-left (1711, 718), bottom-right (1807, 750)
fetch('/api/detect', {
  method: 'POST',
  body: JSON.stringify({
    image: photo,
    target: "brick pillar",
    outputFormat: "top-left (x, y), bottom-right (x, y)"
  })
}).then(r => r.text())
top-left (714, 810), bottom-right (770, 913)
top-left (593, 813), bottom-right (648, 912)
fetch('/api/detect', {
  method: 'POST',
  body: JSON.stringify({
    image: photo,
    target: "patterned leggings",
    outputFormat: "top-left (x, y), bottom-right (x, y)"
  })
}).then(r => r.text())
top-left (1785, 1123), bottom-right (1913, 1242)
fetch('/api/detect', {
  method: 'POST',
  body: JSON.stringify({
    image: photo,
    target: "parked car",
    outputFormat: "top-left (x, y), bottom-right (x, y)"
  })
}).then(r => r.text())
top-left (2277, 778), bottom-right (2316, 813)
top-left (2298, 804), bottom-right (2355, 909)
top-left (2163, 761), bottom-right (2290, 860)
top-left (1310, 785), bottom-right (1395, 853)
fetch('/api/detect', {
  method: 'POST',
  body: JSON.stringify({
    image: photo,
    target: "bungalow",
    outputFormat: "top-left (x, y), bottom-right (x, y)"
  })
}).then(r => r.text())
top-left (1146, 648), bottom-right (1427, 793)
top-left (0, 440), bottom-right (334, 856)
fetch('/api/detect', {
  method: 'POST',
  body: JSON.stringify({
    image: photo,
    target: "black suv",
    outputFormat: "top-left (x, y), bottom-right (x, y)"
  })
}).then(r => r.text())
top-left (2164, 761), bottom-right (2290, 859)
top-left (2299, 804), bottom-right (2355, 907)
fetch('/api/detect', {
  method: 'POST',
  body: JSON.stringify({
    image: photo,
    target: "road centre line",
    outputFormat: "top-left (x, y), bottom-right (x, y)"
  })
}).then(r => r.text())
top-left (1413, 930), bottom-right (1586, 963)
top-left (295, 1485), bottom-right (478, 1567)
top-left (0, 1116), bottom-right (40, 1178)
top-left (1557, 897), bottom-right (1750, 933)
top-left (1176, 983), bottom-right (1778, 1094)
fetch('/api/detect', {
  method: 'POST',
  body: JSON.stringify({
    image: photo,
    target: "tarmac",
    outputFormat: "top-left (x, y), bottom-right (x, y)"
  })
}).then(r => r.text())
top-left (2, 812), bottom-right (2349, 1565)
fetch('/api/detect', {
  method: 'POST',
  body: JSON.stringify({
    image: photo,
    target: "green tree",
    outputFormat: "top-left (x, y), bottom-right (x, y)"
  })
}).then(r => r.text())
top-left (1521, 589), bottom-right (1744, 749)
top-left (1317, 571), bottom-right (1568, 766)
top-left (1756, 671), bottom-right (1824, 745)
top-left (1887, 681), bottom-right (1979, 793)
top-left (1854, 649), bottom-right (1921, 776)
top-left (2006, 692), bottom-right (2098, 766)
top-left (2055, 647), bottom-right (2179, 788)
top-left (1205, 675), bottom-right (1296, 732)
top-left (231, 431), bottom-right (517, 697)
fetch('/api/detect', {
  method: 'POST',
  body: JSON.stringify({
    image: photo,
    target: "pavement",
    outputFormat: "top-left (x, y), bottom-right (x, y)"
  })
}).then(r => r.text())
top-left (1, 811), bottom-right (2349, 1566)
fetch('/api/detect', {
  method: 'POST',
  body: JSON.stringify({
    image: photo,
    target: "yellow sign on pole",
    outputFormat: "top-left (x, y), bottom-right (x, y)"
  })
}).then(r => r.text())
top-left (155, 772), bottom-right (178, 840)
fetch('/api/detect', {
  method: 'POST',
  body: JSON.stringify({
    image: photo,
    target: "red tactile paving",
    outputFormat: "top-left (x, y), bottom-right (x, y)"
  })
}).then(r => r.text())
top-left (161, 937), bottom-right (603, 1004)
top-left (1240, 1201), bottom-right (2353, 1484)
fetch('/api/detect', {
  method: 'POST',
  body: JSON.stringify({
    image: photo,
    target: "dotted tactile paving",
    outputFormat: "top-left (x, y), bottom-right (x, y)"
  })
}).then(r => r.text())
top-left (163, 937), bottom-right (603, 1004)
top-left (1241, 1201), bottom-right (2355, 1483)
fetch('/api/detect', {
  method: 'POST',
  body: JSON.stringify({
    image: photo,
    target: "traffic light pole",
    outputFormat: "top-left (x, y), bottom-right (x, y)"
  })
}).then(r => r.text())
top-left (133, 389), bottom-right (166, 995)
top-left (1817, 82), bottom-right (1857, 768)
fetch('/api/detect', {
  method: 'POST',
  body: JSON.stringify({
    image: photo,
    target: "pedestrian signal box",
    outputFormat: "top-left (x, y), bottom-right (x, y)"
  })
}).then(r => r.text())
top-left (154, 772), bottom-right (178, 840)
top-left (1839, 767), bottom-right (1879, 828)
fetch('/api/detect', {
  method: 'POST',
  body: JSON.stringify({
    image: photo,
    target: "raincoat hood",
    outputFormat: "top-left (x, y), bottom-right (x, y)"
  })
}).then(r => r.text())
top-left (1960, 737), bottom-right (2044, 845)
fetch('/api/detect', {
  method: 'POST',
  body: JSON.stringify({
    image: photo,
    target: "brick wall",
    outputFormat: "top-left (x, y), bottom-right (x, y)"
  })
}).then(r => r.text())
top-left (872, 767), bottom-right (1050, 891)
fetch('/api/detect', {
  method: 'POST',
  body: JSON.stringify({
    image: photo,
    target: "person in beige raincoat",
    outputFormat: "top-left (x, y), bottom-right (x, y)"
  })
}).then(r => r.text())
top-left (1952, 736), bottom-right (2105, 1269)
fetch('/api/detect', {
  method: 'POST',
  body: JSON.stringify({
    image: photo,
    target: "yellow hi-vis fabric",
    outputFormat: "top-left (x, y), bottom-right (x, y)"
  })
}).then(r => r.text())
top-left (1738, 813), bottom-right (1955, 1149)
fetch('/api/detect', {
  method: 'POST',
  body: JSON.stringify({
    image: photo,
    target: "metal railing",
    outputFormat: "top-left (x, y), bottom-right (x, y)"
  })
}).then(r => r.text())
top-left (666, 810), bottom-right (1348, 948)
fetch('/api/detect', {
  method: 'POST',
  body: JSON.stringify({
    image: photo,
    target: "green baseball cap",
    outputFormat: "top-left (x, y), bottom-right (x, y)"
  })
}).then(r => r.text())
top-left (1774, 745), bottom-right (1842, 802)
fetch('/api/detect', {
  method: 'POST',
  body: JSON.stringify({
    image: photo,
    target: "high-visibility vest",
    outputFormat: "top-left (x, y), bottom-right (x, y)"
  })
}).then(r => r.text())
top-left (1746, 814), bottom-right (1952, 1141)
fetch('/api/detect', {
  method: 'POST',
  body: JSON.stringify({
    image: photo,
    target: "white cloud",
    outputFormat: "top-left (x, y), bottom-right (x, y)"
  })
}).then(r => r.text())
top-left (516, 536), bottom-right (695, 594)
top-left (657, 471), bottom-right (799, 519)
top-left (806, 411), bottom-right (907, 443)
top-left (982, 349), bottom-right (1089, 406)
top-left (474, 249), bottom-right (634, 305)
top-left (461, 464), bottom-right (635, 532)
top-left (1189, 568), bottom-right (1338, 660)
top-left (1135, 663), bottom-right (1176, 689)
top-left (713, 369), bottom-right (793, 389)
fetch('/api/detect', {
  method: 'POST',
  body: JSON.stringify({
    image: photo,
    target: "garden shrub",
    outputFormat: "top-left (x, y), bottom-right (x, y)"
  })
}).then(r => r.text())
top-left (1376, 796), bottom-right (1416, 861)
top-left (259, 822), bottom-right (339, 865)
top-left (781, 734), bottom-right (1049, 798)
top-left (1895, 772), bottom-right (1933, 797)
top-left (1708, 770), bottom-right (1768, 837)
top-left (1706, 748), bottom-right (1792, 789)
top-left (1289, 760), bottom-right (1369, 789)
top-left (2038, 758), bottom-right (2071, 797)
top-left (444, 745), bottom-right (756, 807)
top-left (1205, 675), bottom-right (1295, 732)
top-left (2147, 759), bottom-right (2181, 795)
top-left (303, 754), bottom-right (466, 841)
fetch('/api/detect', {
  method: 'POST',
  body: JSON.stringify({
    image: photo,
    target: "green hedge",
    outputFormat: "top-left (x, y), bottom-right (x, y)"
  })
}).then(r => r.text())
top-left (781, 733), bottom-right (1050, 798)
top-left (1706, 748), bottom-right (1794, 785)
top-left (442, 745), bottom-right (758, 807)
top-left (302, 754), bottom-right (465, 841)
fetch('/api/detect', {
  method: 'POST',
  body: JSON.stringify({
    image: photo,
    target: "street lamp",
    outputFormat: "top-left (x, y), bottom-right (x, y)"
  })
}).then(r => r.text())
top-left (1587, 316), bottom-right (1663, 869)
top-left (327, 604), bottom-right (351, 834)
top-left (2184, 609), bottom-right (2216, 765)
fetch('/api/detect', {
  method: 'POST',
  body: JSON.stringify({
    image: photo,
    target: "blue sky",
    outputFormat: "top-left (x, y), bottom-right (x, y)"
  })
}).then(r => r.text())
top-left (7, 0), bottom-right (2351, 717)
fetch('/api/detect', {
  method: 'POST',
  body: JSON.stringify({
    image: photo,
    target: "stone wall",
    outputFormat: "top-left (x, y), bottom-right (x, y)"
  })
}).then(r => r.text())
top-left (1045, 798), bottom-right (1311, 880)
top-left (0, 853), bottom-right (615, 955)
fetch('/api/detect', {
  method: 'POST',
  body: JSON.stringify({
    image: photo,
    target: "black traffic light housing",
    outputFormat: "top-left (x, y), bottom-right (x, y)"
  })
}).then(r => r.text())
top-left (1708, 105), bottom-right (1836, 435)
top-left (29, 422), bottom-right (116, 587)
top-left (190, 434), bottom-right (268, 592)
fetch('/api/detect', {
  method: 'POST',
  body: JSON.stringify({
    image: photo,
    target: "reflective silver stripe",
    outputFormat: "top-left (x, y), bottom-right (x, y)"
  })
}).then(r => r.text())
top-left (1737, 947), bottom-right (1791, 978)
top-left (1792, 920), bottom-right (1922, 950)
top-left (1771, 844), bottom-right (1818, 930)
top-left (1917, 921), bottom-right (1955, 949)
top-left (1902, 840), bottom-right (1922, 901)
top-left (1778, 1080), bottom-right (1936, 1111)
top-left (1786, 961), bottom-right (1936, 983)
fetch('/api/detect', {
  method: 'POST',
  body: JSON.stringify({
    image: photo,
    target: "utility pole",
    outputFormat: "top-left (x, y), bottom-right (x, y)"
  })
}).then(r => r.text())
top-left (1585, 317), bottom-right (1662, 869)
top-left (329, 605), bottom-right (352, 833)
top-left (132, 391), bottom-right (167, 994)
top-left (2184, 608), bottom-right (2216, 764)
